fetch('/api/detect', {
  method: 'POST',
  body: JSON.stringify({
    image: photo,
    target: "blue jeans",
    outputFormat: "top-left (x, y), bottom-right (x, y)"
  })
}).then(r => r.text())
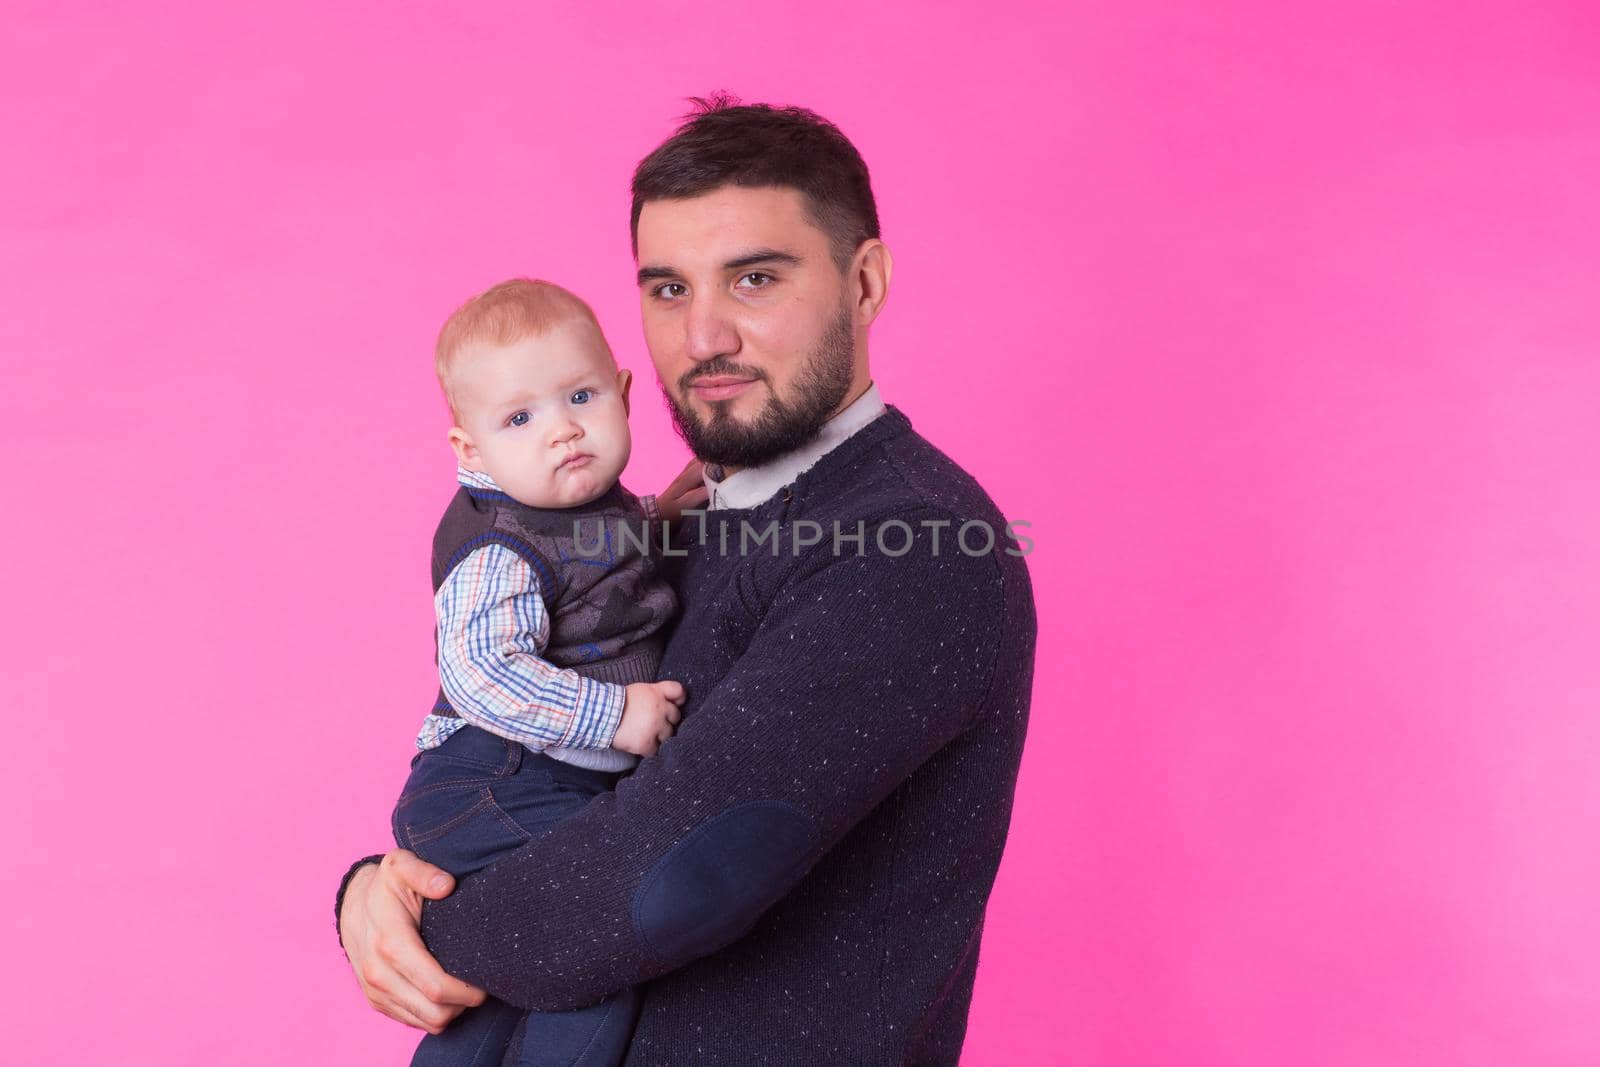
top-left (392, 726), bottom-right (640, 1067)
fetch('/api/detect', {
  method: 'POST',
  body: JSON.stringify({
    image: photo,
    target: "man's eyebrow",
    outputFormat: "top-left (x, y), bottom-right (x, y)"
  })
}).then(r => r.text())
top-left (724, 249), bottom-right (802, 271)
top-left (636, 249), bottom-right (804, 287)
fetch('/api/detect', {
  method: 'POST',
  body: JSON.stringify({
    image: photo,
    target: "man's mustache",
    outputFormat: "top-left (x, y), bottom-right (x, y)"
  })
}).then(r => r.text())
top-left (678, 360), bottom-right (768, 393)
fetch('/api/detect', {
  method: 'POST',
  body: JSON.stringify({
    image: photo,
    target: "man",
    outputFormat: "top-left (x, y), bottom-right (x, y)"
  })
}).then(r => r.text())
top-left (339, 98), bottom-right (1037, 1066)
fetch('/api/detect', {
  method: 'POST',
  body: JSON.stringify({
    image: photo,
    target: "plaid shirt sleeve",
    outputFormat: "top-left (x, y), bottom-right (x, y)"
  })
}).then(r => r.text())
top-left (435, 543), bottom-right (626, 750)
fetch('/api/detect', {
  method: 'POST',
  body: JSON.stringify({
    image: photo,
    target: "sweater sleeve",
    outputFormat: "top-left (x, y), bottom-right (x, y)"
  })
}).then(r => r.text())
top-left (417, 512), bottom-right (1011, 1011)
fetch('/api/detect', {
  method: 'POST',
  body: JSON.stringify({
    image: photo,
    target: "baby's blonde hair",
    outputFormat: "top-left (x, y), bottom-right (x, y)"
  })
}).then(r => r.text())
top-left (436, 278), bottom-right (605, 418)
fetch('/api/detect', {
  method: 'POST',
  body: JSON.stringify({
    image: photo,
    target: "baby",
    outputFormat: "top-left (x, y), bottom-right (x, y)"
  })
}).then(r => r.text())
top-left (392, 279), bottom-right (690, 1067)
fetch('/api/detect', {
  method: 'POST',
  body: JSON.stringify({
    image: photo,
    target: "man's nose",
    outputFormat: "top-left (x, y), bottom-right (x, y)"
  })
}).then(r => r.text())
top-left (684, 293), bottom-right (740, 364)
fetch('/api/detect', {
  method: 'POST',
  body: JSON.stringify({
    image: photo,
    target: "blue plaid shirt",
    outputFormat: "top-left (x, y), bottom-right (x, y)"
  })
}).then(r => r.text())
top-left (415, 468), bottom-right (627, 753)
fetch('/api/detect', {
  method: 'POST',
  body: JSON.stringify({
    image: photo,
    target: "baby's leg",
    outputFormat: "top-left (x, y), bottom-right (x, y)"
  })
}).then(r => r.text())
top-left (472, 754), bottom-right (643, 1067)
top-left (392, 727), bottom-right (633, 1067)
top-left (392, 727), bottom-right (545, 879)
top-left (410, 998), bottom-right (524, 1067)
top-left (506, 986), bottom-right (640, 1067)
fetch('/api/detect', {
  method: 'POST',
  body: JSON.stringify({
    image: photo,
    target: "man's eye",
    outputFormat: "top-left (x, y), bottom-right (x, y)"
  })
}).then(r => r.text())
top-left (738, 272), bottom-right (773, 289)
top-left (654, 282), bottom-right (687, 299)
top-left (507, 411), bottom-right (531, 427)
top-left (570, 389), bottom-right (593, 405)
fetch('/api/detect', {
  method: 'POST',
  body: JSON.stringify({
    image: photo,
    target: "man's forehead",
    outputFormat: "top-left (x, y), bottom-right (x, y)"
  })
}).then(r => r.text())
top-left (635, 185), bottom-right (826, 262)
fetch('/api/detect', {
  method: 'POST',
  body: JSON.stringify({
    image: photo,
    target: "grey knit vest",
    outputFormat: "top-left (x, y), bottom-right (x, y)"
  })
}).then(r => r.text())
top-left (429, 481), bottom-right (677, 734)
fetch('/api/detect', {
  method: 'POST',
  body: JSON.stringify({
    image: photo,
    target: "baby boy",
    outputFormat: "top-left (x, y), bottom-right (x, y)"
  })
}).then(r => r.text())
top-left (392, 278), bottom-right (688, 1067)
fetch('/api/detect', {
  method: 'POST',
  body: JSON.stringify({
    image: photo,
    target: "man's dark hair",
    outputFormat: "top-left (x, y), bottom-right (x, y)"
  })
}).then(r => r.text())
top-left (630, 94), bottom-right (880, 271)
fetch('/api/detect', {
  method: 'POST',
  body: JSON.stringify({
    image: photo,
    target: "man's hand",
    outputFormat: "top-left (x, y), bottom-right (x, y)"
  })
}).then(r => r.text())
top-left (656, 458), bottom-right (709, 523)
top-left (614, 680), bottom-right (686, 756)
top-left (340, 850), bottom-right (488, 1033)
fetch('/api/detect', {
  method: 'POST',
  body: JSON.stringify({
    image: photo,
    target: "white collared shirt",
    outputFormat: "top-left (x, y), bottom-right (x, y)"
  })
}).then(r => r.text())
top-left (702, 383), bottom-right (887, 510)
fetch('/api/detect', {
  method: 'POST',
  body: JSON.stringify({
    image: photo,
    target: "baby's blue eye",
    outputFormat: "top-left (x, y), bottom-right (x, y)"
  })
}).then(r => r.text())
top-left (570, 389), bottom-right (593, 405)
top-left (508, 411), bottom-right (530, 427)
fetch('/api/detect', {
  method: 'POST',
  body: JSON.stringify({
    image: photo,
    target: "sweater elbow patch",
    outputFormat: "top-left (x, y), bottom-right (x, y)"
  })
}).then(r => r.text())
top-left (631, 801), bottom-right (817, 963)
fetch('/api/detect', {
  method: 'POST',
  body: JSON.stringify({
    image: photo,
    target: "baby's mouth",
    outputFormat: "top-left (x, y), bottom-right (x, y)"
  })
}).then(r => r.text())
top-left (558, 452), bottom-right (593, 471)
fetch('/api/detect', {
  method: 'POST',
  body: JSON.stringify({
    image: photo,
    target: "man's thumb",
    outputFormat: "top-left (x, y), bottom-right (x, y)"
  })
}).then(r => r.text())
top-left (388, 848), bottom-right (456, 899)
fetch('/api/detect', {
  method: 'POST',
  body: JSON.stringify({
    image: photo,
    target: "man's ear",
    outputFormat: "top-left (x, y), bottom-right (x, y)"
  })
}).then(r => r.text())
top-left (851, 239), bottom-right (893, 327)
top-left (448, 426), bottom-right (484, 470)
top-left (617, 368), bottom-right (634, 416)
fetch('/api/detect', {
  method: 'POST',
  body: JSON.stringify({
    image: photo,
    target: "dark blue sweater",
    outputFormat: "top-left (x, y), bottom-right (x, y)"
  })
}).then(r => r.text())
top-left (407, 407), bottom-right (1036, 1065)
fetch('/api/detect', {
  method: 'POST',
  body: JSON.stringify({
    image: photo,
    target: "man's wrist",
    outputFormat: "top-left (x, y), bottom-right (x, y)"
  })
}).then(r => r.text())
top-left (335, 854), bottom-right (386, 952)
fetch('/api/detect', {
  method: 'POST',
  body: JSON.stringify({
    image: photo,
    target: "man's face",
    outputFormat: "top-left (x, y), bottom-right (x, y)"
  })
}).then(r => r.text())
top-left (635, 185), bottom-right (861, 468)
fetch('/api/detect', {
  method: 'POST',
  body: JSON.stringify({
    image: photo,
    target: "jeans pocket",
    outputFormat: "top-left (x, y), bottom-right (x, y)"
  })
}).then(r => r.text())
top-left (394, 784), bottom-right (534, 880)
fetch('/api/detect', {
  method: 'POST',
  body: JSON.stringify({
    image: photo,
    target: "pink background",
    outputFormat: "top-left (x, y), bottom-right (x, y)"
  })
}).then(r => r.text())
top-left (4, 2), bottom-right (1598, 1064)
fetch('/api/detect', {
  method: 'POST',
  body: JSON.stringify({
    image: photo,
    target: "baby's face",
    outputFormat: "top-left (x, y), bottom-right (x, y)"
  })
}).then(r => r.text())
top-left (449, 321), bottom-right (633, 509)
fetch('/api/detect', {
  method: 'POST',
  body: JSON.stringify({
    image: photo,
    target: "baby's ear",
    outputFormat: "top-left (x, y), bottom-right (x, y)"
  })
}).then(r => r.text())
top-left (447, 426), bottom-right (483, 470)
top-left (617, 368), bottom-right (634, 415)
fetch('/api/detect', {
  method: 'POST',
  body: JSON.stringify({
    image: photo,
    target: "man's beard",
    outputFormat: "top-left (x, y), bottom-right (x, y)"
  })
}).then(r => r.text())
top-left (663, 306), bottom-right (855, 469)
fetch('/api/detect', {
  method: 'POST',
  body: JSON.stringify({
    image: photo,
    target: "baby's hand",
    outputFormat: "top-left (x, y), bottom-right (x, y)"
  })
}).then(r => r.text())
top-left (614, 680), bottom-right (687, 757)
